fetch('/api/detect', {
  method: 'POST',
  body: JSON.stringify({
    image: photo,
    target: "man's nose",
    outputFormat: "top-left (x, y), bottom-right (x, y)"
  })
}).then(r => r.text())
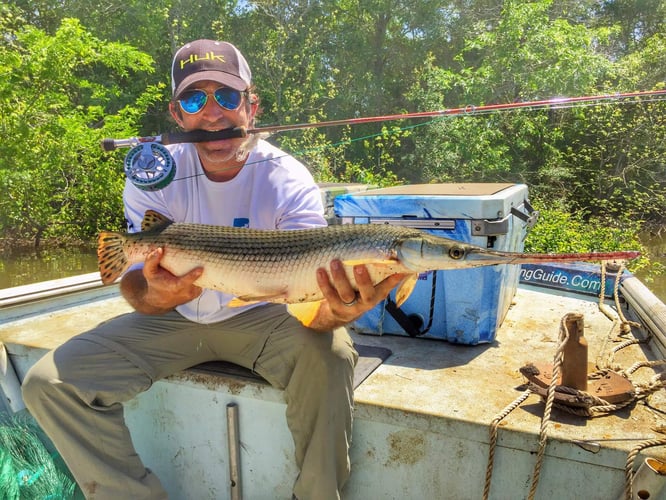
top-left (200, 97), bottom-right (229, 119)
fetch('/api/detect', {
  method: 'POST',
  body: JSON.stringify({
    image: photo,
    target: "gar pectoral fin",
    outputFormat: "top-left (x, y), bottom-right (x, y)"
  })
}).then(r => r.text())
top-left (394, 274), bottom-right (418, 307)
top-left (227, 298), bottom-right (262, 308)
top-left (342, 258), bottom-right (399, 267)
top-left (227, 289), bottom-right (288, 307)
top-left (227, 286), bottom-right (288, 307)
top-left (287, 301), bottom-right (324, 327)
top-left (97, 231), bottom-right (129, 285)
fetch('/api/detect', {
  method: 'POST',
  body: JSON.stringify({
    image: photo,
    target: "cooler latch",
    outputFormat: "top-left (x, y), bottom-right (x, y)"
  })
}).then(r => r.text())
top-left (471, 200), bottom-right (539, 237)
top-left (471, 216), bottom-right (510, 237)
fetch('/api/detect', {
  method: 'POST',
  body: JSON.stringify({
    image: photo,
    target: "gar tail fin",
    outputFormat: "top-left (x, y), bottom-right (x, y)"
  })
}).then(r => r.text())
top-left (97, 231), bottom-right (129, 284)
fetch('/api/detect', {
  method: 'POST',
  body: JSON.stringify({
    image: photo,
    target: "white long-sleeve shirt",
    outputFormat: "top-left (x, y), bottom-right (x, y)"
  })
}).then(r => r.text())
top-left (123, 139), bottom-right (326, 323)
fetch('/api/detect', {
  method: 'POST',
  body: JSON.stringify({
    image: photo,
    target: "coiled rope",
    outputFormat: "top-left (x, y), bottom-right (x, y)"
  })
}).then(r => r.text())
top-left (483, 262), bottom-right (666, 500)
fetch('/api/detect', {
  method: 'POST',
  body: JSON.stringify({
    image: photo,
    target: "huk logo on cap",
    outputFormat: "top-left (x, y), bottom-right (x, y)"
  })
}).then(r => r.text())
top-left (179, 51), bottom-right (226, 70)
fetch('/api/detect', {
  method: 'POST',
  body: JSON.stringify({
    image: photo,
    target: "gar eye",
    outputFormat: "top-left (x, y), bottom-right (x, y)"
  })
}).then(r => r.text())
top-left (449, 246), bottom-right (465, 260)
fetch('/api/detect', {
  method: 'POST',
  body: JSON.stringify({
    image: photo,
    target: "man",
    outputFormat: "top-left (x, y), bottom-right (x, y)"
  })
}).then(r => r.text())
top-left (22, 39), bottom-right (404, 500)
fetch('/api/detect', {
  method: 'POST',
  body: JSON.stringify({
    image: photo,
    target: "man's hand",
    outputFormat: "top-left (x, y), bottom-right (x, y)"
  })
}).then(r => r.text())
top-left (120, 247), bottom-right (203, 315)
top-left (308, 259), bottom-right (407, 331)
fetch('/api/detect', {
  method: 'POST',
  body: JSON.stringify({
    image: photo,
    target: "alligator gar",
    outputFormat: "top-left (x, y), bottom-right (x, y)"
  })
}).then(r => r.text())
top-left (98, 210), bottom-right (640, 325)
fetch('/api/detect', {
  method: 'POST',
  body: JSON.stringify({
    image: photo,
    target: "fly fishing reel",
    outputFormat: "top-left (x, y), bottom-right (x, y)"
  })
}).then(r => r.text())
top-left (101, 128), bottom-right (247, 191)
top-left (123, 143), bottom-right (176, 191)
top-left (101, 136), bottom-right (177, 191)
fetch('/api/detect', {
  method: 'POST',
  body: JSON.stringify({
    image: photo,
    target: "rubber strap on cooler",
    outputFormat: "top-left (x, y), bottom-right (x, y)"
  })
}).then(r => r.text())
top-left (384, 271), bottom-right (438, 338)
top-left (385, 297), bottom-right (423, 337)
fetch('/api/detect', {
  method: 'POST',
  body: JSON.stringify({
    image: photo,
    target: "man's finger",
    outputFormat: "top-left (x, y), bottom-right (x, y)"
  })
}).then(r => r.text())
top-left (180, 266), bottom-right (204, 285)
top-left (316, 267), bottom-right (337, 301)
top-left (143, 248), bottom-right (163, 277)
top-left (373, 273), bottom-right (408, 298)
top-left (329, 259), bottom-right (357, 303)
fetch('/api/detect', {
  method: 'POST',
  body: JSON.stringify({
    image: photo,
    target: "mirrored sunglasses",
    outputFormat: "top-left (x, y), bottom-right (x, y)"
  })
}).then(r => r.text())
top-left (178, 87), bottom-right (248, 114)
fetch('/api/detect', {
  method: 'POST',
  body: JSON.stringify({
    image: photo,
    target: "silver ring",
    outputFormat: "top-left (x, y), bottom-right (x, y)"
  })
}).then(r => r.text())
top-left (342, 296), bottom-right (358, 307)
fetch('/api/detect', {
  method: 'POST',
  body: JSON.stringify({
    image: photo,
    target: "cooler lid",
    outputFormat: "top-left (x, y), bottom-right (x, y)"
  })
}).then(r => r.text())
top-left (352, 183), bottom-right (516, 197)
top-left (334, 183), bottom-right (528, 220)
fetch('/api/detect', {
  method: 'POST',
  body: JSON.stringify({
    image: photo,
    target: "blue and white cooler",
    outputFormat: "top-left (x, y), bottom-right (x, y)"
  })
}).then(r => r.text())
top-left (334, 183), bottom-right (535, 344)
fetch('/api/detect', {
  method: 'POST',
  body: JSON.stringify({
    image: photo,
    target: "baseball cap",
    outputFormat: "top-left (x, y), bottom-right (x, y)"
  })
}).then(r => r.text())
top-left (171, 40), bottom-right (252, 98)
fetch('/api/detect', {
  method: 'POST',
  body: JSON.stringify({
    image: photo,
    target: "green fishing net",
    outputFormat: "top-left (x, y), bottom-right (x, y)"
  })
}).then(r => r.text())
top-left (0, 411), bottom-right (77, 499)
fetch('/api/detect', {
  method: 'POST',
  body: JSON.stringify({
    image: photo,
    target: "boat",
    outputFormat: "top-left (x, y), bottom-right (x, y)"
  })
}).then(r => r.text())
top-left (1, 184), bottom-right (666, 500)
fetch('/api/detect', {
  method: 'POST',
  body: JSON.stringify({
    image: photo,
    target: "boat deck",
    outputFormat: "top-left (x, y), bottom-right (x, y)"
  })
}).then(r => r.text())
top-left (1, 274), bottom-right (666, 499)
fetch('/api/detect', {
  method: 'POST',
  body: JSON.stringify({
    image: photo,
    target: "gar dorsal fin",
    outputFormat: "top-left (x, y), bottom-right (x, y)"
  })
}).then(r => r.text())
top-left (142, 210), bottom-right (173, 232)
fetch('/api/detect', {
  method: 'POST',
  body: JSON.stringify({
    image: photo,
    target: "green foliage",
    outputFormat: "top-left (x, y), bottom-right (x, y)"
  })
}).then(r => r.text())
top-left (406, 0), bottom-right (616, 186)
top-left (524, 199), bottom-right (657, 277)
top-left (1, 0), bottom-right (665, 259)
top-left (0, 16), bottom-right (160, 246)
top-left (459, 0), bottom-right (615, 100)
top-left (561, 96), bottom-right (666, 221)
top-left (525, 201), bottom-right (641, 253)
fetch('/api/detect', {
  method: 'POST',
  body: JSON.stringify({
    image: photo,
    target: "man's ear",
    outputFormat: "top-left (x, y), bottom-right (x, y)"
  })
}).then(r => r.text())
top-left (248, 94), bottom-right (260, 124)
top-left (169, 101), bottom-right (185, 127)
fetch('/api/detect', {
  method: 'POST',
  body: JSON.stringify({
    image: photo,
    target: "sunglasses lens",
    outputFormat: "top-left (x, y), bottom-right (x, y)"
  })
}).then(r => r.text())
top-left (179, 90), bottom-right (207, 114)
top-left (214, 88), bottom-right (242, 110)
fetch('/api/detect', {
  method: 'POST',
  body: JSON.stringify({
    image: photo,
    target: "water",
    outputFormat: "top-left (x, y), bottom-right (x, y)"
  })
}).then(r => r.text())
top-left (636, 230), bottom-right (666, 302)
top-left (0, 246), bottom-right (98, 289)
top-left (1, 234), bottom-right (665, 302)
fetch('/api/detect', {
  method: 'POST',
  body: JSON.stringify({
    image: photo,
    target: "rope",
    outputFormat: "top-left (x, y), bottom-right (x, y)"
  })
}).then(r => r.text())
top-left (596, 261), bottom-right (647, 373)
top-left (623, 359), bottom-right (666, 378)
top-left (527, 316), bottom-right (570, 499)
top-left (624, 438), bottom-right (666, 500)
top-left (484, 360), bottom-right (666, 497)
top-left (483, 389), bottom-right (532, 500)
top-left (547, 388), bottom-right (635, 417)
top-left (483, 260), bottom-right (665, 499)
top-left (598, 262), bottom-right (643, 337)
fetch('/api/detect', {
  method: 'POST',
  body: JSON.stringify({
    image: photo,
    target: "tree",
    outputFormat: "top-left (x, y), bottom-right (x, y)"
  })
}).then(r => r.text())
top-left (2, 0), bottom-right (665, 251)
top-left (0, 15), bottom-right (160, 246)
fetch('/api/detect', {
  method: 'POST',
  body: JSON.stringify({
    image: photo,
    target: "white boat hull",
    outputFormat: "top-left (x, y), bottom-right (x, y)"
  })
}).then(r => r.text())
top-left (2, 274), bottom-right (666, 499)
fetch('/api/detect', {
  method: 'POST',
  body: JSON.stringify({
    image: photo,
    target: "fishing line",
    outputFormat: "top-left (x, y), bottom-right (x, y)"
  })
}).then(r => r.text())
top-left (101, 89), bottom-right (666, 190)
top-left (169, 120), bottom-right (438, 184)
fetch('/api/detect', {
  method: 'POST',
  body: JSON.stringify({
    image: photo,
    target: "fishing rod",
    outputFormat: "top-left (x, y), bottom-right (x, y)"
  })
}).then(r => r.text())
top-left (102, 89), bottom-right (666, 190)
top-left (245, 88), bottom-right (666, 135)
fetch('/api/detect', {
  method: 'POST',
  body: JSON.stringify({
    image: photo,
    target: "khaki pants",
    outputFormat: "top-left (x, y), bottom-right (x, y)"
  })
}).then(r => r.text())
top-left (22, 304), bottom-right (357, 500)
